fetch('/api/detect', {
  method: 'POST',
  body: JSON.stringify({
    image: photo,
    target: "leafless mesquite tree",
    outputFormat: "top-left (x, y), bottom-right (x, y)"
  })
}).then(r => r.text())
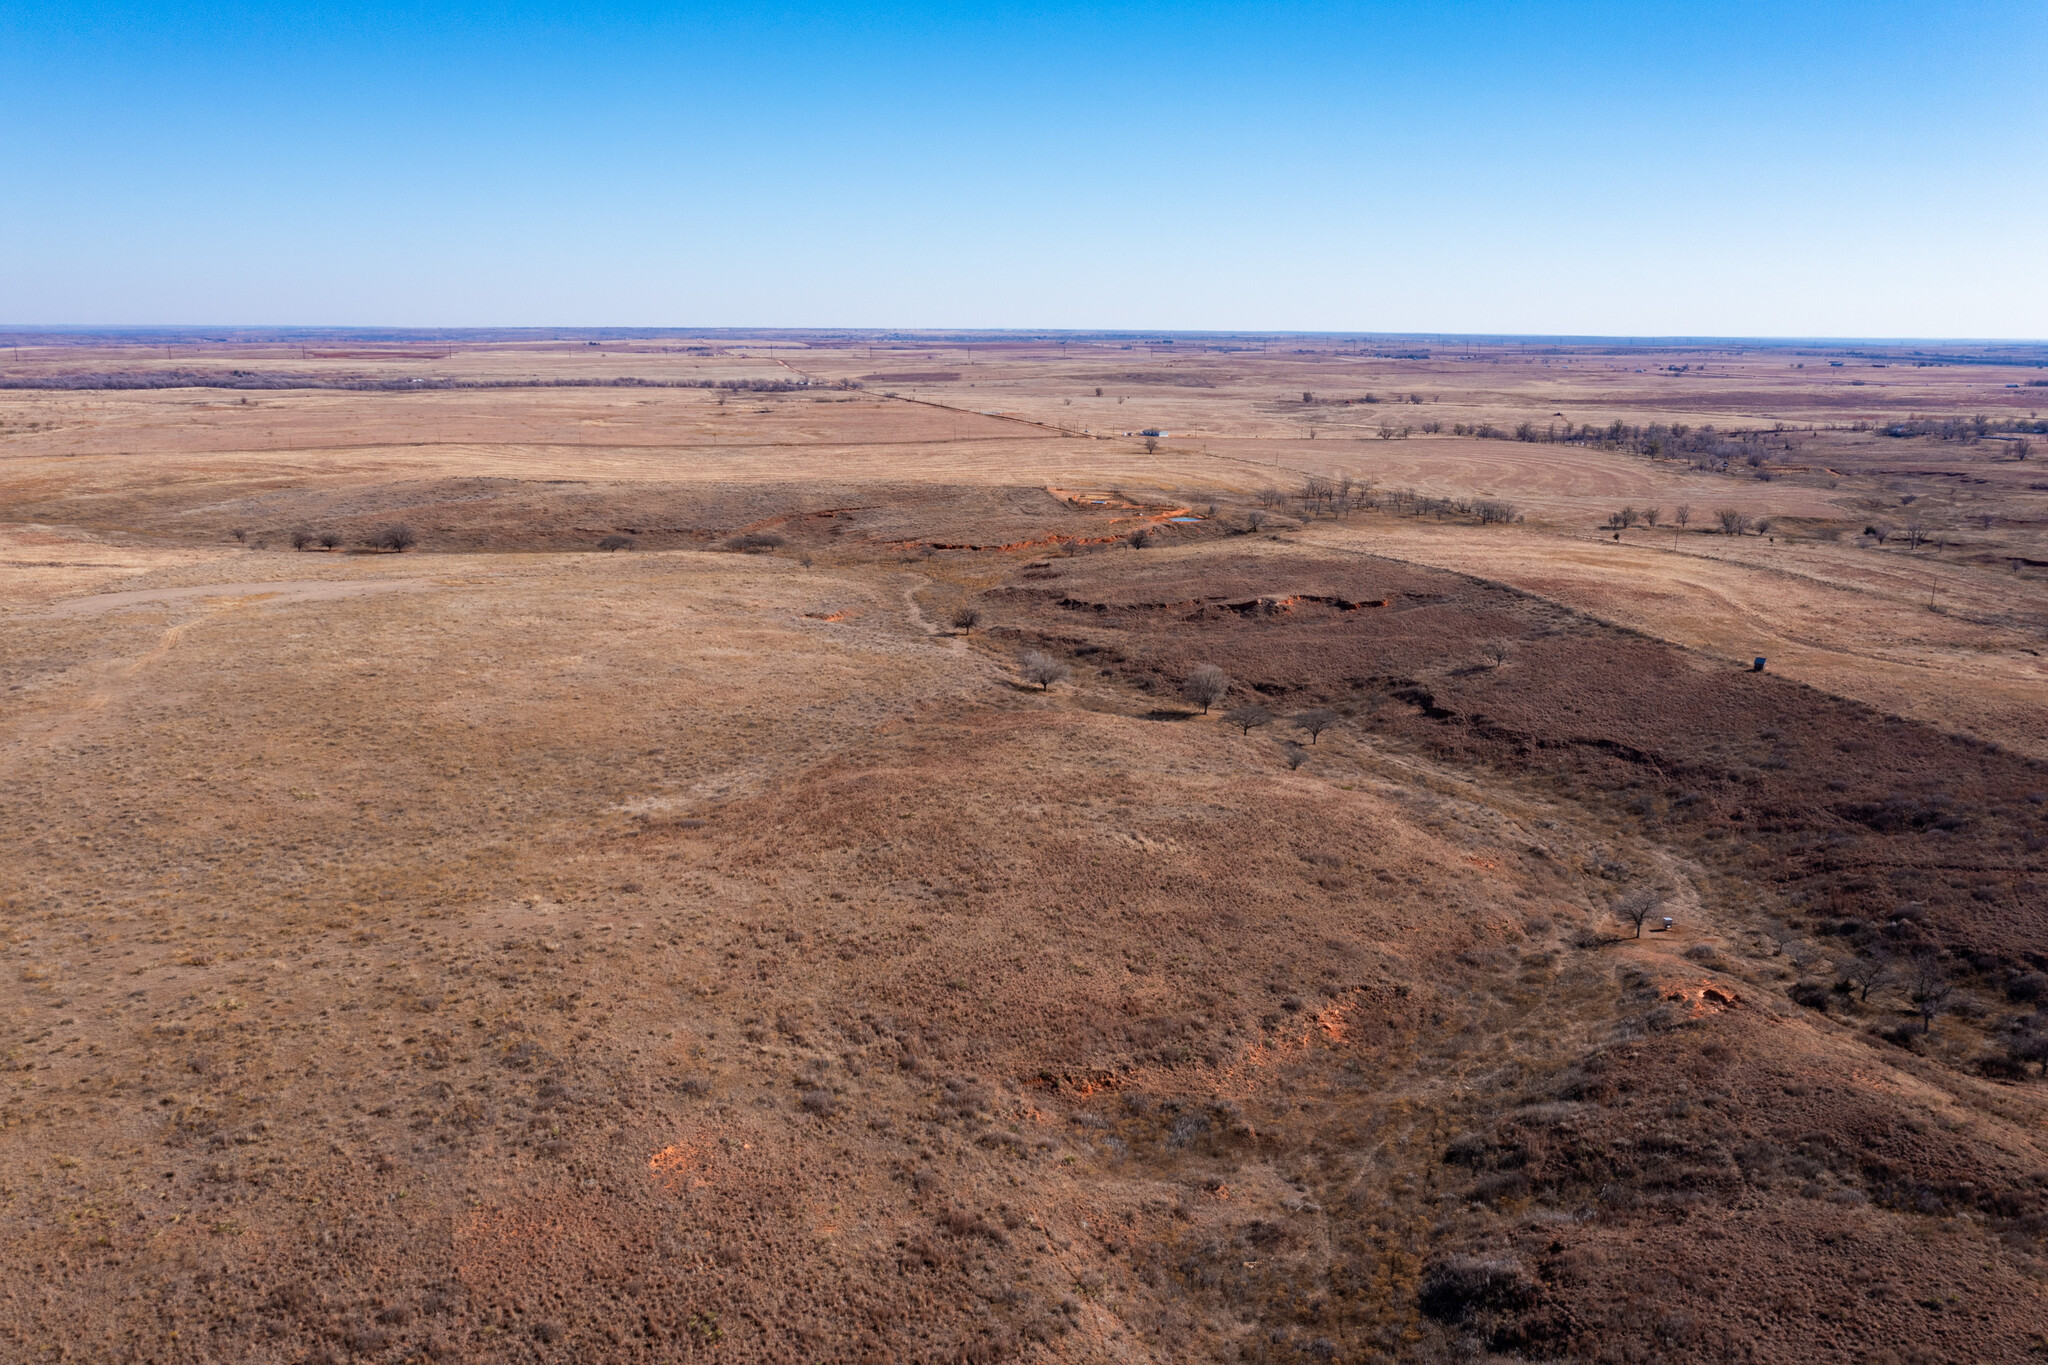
top-left (1019, 651), bottom-right (1070, 691)
top-left (597, 535), bottom-right (635, 552)
top-left (1223, 703), bottom-right (1273, 736)
top-left (1245, 510), bottom-right (1270, 532)
top-left (370, 523), bottom-right (418, 552)
top-left (1481, 640), bottom-right (1511, 669)
top-left (1282, 742), bottom-right (1309, 770)
top-left (317, 531), bottom-right (343, 550)
top-left (951, 606), bottom-right (982, 635)
top-left (1715, 508), bottom-right (1750, 536)
top-left (1143, 436), bottom-right (1159, 454)
top-left (1644, 507), bottom-right (1661, 527)
top-left (289, 528), bottom-right (316, 551)
top-left (1182, 664), bottom-right (1230, 713)
top-left (1673, 505), bottom-right (1692, 529)
top-left (1908, 953), bottom-right (1955, 1033)
top-left (1839, 953), bottom-right (1897, 1004)
top-left (1291, 707), bottom-right (1337, 743)
top-left (1613, 887), bottom-right (1666, 938)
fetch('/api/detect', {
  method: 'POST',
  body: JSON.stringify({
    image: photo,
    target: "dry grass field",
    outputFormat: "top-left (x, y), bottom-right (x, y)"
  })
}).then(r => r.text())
top-left (3, 331), bottom-right (2046, 1364)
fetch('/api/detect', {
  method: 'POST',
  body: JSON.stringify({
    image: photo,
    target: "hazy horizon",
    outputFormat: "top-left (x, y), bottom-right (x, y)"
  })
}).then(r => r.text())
top-left (4, 325), bottom-right (2046, 348)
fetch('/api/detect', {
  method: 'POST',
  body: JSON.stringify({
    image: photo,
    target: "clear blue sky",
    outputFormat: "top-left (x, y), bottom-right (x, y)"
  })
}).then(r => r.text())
top-left (4, 1), bottom-right (2043, 335)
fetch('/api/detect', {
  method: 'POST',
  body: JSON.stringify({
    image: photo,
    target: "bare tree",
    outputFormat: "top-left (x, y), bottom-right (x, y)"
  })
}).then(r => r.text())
top-left (1673, 505), bottom-right (1692, 529)
top-left (2015, 437), bottom-right (2033, 460)
top-left (1839, 952), bottom-right (1897, 1004)
top-left (1143, 436), bottom-right (1159, 455)
top-left (1715, 508), bottom-right (1750, 536)
top-left (229, 527), bottom-right (249, 544)
top-left (1019, 650), bottom-right (1069, 691)
top-left (1908, 953), bottom-right (1955, 1034)
top-left (1223, 702), bottom-right (1273, 736)
top-left (952, 606), bottom-right (982, 635)
top-left (1613, 886), bottom-right (1666, 939)
top-left (597, 535), bottom-right (635, 552)
top-left (1182, 664), bottom-right (1230, 714)
top-left (1481, 640), bottom-right (1511, 670)
top-left (289, 528), bottom-right (316, 551)
top-left (1473, 499), bottom-right (1518, 524)
top-left (1291, 707), bottom-right (1337, 744)
top-left (1281, 742), bottom-right (1309, 770)
top-left (370, 523), bottom-right (418, 552)
top-left (317, 531), bottom-right (343, 550)
top-left (1126, 527), bottom-right (1153, 550)
top-left (1901, 517), bottom-right (1927, 551)
top-left (1869, 521), bottom-right (1894, 546)
top-left (1643, 506), bottom-right (1661, 527)
top-left (1256, 487), bottom-right (1283, 508)
top-left (1245, 510), bottom-right (1270, 532)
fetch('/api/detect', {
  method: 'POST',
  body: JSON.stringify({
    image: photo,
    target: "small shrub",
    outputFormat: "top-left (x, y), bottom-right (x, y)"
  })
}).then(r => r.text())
top-left (1418, 1256), bottom-right (1535, 1325)
top-left (951, 606), bottom-right (982, 635)
top-left (727, 532), bottom-right (785, 552)
top-left (1789, 979), bottom-right (1831, 1011)
top-left (2007, 971), bottom-right (2048, 1004)
top-left (597, 534), bottom-right (635, 552)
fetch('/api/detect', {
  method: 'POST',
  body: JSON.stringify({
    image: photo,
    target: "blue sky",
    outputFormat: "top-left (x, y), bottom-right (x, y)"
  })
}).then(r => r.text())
top-left (3, 1), bottom-right (2043, 334)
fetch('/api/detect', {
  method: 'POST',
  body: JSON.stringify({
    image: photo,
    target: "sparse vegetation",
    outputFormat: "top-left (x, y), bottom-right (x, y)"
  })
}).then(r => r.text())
top-left (8, 332), bottom-right (2046, 1365)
